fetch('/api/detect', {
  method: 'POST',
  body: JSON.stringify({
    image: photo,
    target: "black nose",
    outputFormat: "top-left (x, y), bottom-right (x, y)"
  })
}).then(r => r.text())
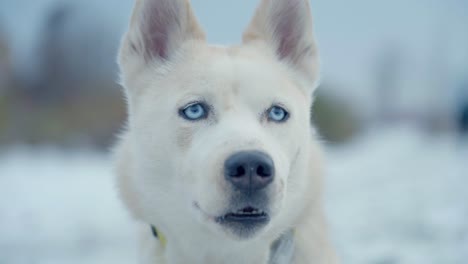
top-left (224, 151), bottom-right (275, 191)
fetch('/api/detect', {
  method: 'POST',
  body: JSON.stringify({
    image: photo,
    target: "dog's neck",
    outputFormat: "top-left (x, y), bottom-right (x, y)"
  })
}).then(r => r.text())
top-left (145, 225), bottom-right (295, 264)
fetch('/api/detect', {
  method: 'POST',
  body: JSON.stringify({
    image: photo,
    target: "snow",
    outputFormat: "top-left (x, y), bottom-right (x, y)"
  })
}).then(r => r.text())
top-left (1, 127), bottom-right (467, 263)
top-left (0, 148), bottom-right (137, 264)
top-left (325, 127), bottom-right (468, 263)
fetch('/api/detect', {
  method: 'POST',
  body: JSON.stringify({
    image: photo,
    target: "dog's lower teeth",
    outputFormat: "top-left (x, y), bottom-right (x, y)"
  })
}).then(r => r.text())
top-left (234, 211), bottom-right (264, 216)
top-left (227, 207), bottom-right (266, 218)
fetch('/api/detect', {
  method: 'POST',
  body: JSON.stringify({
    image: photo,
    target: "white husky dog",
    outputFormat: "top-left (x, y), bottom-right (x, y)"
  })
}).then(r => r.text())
top-left (114, 0), bottom-right (337, 263)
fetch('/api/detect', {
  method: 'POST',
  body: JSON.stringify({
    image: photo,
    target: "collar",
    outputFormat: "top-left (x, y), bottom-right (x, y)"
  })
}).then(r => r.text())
top-left (151, 225), bottom-right (167, 248)
top-left (150, 226), bottom-right (294, 263)
top-left (268, 229), bottom-right (295, 264)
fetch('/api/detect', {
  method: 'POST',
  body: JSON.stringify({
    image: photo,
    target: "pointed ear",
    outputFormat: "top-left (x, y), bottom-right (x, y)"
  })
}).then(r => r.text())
top-left (119, 0), bottom-right (205, 67)
top-left (243, 0), bottom-right (319, 87)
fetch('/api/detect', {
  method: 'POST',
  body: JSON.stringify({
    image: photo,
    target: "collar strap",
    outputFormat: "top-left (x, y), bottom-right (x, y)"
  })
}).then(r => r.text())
top-left (151, 225), bottom-right (167, 248)
top-left (268, 229), bottom-right (295, 264)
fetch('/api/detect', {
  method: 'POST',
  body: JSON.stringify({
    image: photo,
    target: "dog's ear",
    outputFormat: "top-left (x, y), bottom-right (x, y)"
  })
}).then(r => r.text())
top-left (119, 0), bottom-right (205, 68)
top-left (243, 0), bottom-right (319, 89)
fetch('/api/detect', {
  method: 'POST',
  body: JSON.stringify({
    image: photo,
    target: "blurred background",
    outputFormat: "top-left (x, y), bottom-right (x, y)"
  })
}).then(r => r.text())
top-left (0, 0), bottom-right (467, 263)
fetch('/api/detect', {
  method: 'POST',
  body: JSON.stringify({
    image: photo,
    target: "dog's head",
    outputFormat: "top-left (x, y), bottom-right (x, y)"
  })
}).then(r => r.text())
top-left (117, 0), bottom-right (320, 240)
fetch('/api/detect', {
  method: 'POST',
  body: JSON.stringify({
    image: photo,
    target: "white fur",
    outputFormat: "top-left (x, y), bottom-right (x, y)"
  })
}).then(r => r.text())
top-left (114, 0), bottom-right (337, 263)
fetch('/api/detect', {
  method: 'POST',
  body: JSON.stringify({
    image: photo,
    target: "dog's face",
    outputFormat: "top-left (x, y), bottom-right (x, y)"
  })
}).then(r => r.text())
top-left (118, 0), bottom-right (319, 240)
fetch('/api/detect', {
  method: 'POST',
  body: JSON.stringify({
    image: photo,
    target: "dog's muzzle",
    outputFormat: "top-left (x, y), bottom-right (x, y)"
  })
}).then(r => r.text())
top-left (218, 151), bottom-right (275, 238)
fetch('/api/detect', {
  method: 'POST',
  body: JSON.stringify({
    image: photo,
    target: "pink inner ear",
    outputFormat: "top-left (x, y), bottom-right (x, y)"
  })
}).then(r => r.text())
top-left (140, 1), bottom-right (181, 60)
top-left (272, 0), bottom-right (304, 61)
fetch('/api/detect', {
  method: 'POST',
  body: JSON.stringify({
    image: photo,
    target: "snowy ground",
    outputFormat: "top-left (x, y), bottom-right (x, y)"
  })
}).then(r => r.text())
top-left (325, 127), bottom-right (468, 263)
top-left (1, 126), bottom-right (467, 264)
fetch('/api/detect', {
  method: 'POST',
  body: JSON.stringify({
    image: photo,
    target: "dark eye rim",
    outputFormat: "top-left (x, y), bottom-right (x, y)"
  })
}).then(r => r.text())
top-left (267, 105), bottom-right (290, 123)
top-left (178, 101), bottom-right (210, 121)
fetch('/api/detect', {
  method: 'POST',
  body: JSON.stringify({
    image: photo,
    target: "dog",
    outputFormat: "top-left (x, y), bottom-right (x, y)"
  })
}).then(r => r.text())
top-left (114, 0), bottom-right (337, 263)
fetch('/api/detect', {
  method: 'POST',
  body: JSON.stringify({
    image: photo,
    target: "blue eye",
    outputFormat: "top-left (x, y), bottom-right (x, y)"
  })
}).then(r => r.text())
top-left (181, 103), bottom-right (207, 120)
top-left (268, 106), bottom-right (289, 122)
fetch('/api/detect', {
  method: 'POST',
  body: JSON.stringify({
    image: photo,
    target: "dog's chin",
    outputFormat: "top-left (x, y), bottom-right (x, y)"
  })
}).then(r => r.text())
top-left (194, 202), bottom-right (271, 240)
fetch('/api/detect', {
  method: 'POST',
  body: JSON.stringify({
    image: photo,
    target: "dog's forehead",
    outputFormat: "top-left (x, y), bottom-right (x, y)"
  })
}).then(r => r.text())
top-left (178, 44), bottom-right (297, 95)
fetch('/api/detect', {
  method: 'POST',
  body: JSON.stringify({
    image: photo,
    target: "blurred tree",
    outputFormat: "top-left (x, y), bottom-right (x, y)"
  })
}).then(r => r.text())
top-left (0, 25), bottom-right (11, 95)
top-left (34, 3), bottom-right (74, 103)
top-left (373, 46), bottom-right (401, 123)
top-left (1, 3), bottom-right (126, 148)
top-left (457, 79), bottom-right (468, 134)
top-left (312, 86), bottom-right (361, 144)
top-left (0, 26), bottom-right (12, 142)
top-left (35, 3), bottom-right (120, 102)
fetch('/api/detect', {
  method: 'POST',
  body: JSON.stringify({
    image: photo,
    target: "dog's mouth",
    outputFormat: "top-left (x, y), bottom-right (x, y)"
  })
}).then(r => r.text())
top-left (215, 206), bottom-right (270, 238)
top-left (194, 202), bottom-right (271, 238)
top-left (218, 206), bottom-right (269, 223)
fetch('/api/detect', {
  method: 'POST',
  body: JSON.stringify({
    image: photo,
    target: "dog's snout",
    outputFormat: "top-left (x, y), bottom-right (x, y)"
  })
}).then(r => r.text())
top-left (224, 151), bottom-right (274, 191)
